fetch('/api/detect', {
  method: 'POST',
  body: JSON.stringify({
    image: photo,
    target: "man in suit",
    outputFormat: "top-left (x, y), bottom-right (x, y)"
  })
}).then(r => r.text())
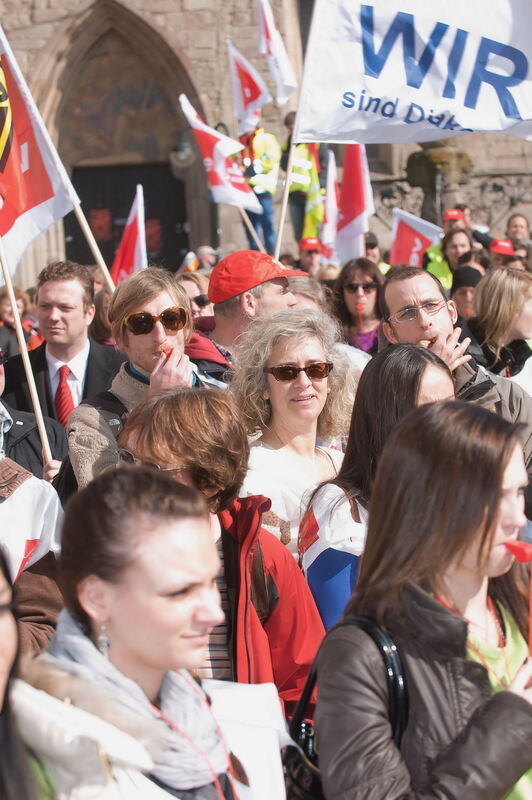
top-left (2, 261), bottom-right (124, 426)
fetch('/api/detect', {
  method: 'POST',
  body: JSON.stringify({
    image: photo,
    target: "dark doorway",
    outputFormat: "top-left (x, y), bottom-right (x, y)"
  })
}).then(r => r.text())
top-left (64, 163), bottom-right (188, 272)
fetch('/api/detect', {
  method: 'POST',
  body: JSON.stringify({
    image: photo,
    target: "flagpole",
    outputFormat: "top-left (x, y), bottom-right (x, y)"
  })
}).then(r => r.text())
top-left (0, 240), bottom-right (52, 463)
top-left (72, 202), bottom-right (116, 292)
top-left (274, 140), bottom-right (295, 260)
top-left (238, 206), bottom-right (266, 253)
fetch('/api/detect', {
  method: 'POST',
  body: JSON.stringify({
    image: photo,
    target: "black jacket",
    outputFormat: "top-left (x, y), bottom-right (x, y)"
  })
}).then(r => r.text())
top-left (464, 317), bottom-right (532, 378)
top-left (3, 403), bottom-right (67, 479)
top-left (2, 340), bottom-right (125, 422)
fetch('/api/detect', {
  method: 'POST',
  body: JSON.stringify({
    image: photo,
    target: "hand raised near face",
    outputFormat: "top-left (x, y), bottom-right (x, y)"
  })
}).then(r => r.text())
top-left (427, 326), bottom-right (471, 373)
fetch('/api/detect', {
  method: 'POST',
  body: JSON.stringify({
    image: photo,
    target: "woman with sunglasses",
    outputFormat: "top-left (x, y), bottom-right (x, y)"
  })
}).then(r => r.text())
top-left (68, 267), bottom-right (198, 489)
top-left (315, 402), bottom-right (532, 799)
top-left (231, 309), bottom-right (355, 555)
top-left (332, 257), bottom-right (384, 354)
top-left (177, 272), bottom-right (214, 318)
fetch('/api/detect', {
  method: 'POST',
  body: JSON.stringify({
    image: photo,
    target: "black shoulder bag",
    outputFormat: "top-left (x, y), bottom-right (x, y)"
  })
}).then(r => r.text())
top-left (284, 614), bottom-right (409, 800)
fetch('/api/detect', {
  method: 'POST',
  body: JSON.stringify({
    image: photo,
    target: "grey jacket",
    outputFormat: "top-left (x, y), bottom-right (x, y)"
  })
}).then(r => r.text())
top-left (315, 583), bottom-right (532, 799)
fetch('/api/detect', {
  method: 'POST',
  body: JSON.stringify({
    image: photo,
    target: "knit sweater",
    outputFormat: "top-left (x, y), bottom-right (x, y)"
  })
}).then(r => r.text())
top-left (67, 363), bottom-right (149, 489)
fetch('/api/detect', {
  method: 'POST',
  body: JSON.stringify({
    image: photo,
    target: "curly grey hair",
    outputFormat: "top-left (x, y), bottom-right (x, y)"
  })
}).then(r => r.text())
top-left (230, 309), bottom-right (356, 440)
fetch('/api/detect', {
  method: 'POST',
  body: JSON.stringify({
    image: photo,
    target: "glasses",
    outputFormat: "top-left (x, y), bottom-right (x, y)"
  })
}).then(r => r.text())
top-left (0, 350), bottom-right (7, 366)
top-left (118, 449), bottom-right (185, 473)
top-left (387, 299), bottom-right (448, 324)
top-left (124, 306), bottom-right (189, 336)
top-left (344, 282), bottom-right (378, 294)
top-left (264, 362), bottom-right (333, 382)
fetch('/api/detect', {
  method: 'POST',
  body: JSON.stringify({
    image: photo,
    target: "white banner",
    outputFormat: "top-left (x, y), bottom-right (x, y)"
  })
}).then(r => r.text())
top-left (294, 0), bottom-right (532, 144)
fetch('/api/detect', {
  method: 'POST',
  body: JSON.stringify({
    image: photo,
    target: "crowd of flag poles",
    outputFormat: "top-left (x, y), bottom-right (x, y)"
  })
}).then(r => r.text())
top-left (3, 0), bottom-right (532, 459)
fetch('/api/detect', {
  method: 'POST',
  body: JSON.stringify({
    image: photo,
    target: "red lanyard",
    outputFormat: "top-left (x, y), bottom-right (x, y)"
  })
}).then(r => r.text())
top-left (150, 672), bottom-right (238, 800)
top-left (436, 594), bottom-right (512, 688)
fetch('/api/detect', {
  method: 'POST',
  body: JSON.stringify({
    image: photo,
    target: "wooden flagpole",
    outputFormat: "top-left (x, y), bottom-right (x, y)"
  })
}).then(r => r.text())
top-left (274, 140), bottom-right (296, 260)
top-left (72, 202), bottom-right (116, 292)
top-left (238, 206), bottom-right (266, 253)
top-left (0, 241), bottom-right (52, 463)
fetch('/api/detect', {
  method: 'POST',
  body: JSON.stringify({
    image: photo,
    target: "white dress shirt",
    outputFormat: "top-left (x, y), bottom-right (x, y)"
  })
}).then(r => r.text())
top-left (45, 340), bottom-right (90, 408)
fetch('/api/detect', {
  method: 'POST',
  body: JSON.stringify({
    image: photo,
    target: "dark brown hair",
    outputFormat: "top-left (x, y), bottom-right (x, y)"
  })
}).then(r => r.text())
top-left (37, 261), bottom-right (94, 309)
top-left (380, 266), bottom-right (445, 320)
top-left (324, 345), bottom-right (453, 508)
top-left (119, 387), bottom-right (249, 513)
top-left (332, 257), bottom-right (383, 335)
top-left (345, 402), bottom-right (529, 638)
top-left (60, 467), bottom-right (208, 632)
top-left (441, 228), bottom-right (473, 267)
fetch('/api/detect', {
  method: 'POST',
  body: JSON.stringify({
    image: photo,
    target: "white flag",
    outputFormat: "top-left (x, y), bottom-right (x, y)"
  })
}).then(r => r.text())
top-left (227, 41), bottom-right (272, 136)
top-left (335, 144), bottom-right (375, 264)
top-left (320, 150), bottom-right (339, 262)
top-left (179, 94), bottom-right (262, 214)
top-left (257, 0), bottom-right (298, 105)
top-left (294, 0), bottom-right (532, 144)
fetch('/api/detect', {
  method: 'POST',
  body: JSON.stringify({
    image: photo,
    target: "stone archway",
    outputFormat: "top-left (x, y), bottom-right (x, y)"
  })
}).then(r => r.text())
top-left (17, 0), bottom-right (210, 283)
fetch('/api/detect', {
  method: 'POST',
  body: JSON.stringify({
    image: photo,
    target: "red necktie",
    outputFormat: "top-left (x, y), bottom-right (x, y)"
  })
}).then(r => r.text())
top-left (55, 365), bottom-right (75, 428)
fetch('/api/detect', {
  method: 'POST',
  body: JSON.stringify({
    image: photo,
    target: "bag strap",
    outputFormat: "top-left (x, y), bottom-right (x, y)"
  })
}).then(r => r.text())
top-left (289, 615), bottom-right (409, 748)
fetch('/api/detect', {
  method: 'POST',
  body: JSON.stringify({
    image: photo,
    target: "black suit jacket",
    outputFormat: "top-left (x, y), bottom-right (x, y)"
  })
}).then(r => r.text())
top-left (2, 340), bottom-right (125, 421)
top-left (3, 403), bottom-right (67, 479)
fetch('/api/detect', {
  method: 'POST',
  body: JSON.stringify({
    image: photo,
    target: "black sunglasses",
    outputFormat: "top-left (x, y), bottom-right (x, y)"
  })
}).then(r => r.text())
top-left (344, 281), bottom-right (378, 294)
top-left (264, 362), bottom-right (333, 382)
top-left (194, 294), bottom-right (210, 308)
top-left (124, 306), bottom-right (189, 336)
top-left (0, 350), bottom-right (8, 366)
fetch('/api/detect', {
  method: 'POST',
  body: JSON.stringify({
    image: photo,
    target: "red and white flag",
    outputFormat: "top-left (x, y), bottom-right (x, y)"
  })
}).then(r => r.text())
top-left (109, 185), bottom-right (147, 285)
top-left (0, 26), bottom-right (77, 276)
top-left (335, 144), bottom-right (374, 265)
top-left (389, 208), bottom-right (442, 268)
top-left (227, 41), bottom-right (272, 136)
top-left (179, 94), bottom-right (262, 214)
top-left (256, 0), bottom-right (297, 106)
top-left (320, 149), bottom-right (339, 261)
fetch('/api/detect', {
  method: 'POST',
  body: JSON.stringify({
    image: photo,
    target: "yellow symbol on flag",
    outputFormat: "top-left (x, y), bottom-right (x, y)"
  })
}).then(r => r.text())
top-left (0, 60), bottom-right (13, 173)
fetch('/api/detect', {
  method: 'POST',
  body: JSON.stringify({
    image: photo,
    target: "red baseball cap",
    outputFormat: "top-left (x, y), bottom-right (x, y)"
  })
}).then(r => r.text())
top-left (442, 208), bottom-right (465, 222)
top-left (208, 250), bottom-right (301, 303)
top-left (299, 237), bottom-right (322, 252)
top-left (490, 238), bottom-right (515, 256)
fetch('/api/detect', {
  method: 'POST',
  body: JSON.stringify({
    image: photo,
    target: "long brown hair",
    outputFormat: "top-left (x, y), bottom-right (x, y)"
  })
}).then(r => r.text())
top-left (332, 257), bottom-right (383, 335)
top-left (346, 401), bottom-right (529, 638)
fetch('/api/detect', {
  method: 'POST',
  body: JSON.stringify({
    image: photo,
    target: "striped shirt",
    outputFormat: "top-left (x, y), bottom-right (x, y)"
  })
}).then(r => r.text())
top-left (196, 538), bottom-right (233, 680)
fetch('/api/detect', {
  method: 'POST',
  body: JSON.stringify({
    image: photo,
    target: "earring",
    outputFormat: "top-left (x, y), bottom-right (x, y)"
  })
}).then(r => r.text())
top-left (97, 623), bottom-right (110, 659)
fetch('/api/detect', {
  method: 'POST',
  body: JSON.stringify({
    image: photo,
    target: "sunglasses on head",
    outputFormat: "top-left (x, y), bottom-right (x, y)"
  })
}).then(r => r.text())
top-left (0, 350), bottom-right (8, 367)
top-left (344, 281), bottom-right (378, 294)
top-left (124, 306), bottom-right (189, 336)
top-left (264, 362), bottom-right (333, 382)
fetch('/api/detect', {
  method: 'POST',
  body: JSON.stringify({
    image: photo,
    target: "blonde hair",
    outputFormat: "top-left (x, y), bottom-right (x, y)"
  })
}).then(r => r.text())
top-left (177, 271), bottom-right (210, 294)
top-left (108, 267), bottom-right (192, 349)
top-left (473, 267), bottom-right (532, 360)
top-left (230, 309), bottom-right (356, 441)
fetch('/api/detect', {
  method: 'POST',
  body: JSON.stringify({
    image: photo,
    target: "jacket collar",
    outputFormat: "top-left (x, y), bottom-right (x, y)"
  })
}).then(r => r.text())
top-left (218, 495), bottom-right (272, 544)
top-left (396, 582), bottom-right (468, 658)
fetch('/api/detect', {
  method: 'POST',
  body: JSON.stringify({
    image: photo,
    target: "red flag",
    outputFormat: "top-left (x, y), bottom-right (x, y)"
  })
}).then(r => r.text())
top-left (227, 41), bottom-right (272, 136)
top-left (110, 185), bottom-right (147, 285)
top-left (179, 94), bottom-right (262, 214)
top-left (256, 0), bottom-right (297, 105)
top-left (389, 208), bottom-right (442, 268)
top-left (0, 26), bottom-right (76, 275)
top-left (335, 144), bottom-right (374, 264)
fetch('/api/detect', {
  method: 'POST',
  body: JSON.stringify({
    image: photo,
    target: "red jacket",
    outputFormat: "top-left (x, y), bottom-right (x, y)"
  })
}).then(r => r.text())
top-left (219, 495), bottom-right (325, 712)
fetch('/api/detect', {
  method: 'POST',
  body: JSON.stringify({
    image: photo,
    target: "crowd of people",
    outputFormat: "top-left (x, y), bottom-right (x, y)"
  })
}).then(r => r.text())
top-left (2, 203), bottom-right (532, 798)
